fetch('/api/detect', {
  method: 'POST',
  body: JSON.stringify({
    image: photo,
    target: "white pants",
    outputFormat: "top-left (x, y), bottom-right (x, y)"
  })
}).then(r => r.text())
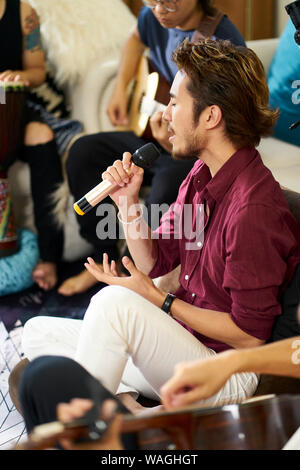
top-left (22, 286), bottom-right (258, 406)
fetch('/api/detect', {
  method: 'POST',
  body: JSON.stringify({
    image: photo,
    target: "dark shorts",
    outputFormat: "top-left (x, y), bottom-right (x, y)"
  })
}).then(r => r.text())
top-left (23, 101), bottom-right (44, 126)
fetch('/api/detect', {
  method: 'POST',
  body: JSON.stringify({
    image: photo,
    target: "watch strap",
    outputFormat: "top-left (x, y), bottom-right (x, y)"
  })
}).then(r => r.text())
top-left (161, 293), bottom-right (176, 316)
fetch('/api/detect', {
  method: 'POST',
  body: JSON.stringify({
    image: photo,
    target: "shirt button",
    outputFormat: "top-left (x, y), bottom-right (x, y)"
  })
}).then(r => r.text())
top-left (192, 293), bottom-right (196, 298)
top-left (197, 242), bottom-right (202, 248)
top-left (185, 275), bottom-right (189, 280)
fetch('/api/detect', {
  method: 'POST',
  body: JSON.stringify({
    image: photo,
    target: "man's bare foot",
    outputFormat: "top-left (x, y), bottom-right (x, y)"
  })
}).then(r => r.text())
top-left (32, 262), bottom-right (58, 291)
top-left (116, 392), bottom-right (164, 416)
top-left (58, 267), bottom-right (100, 296)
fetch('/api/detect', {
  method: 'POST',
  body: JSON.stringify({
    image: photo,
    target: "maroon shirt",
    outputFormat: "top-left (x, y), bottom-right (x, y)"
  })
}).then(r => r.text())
top-left (149, 147), bottom-right (300, 353)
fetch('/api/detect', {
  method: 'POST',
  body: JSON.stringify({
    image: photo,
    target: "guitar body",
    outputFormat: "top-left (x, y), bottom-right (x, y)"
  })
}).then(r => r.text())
top-left (117, 55), bottom-right (170, 140)
top-left (17, 394), bottom-right (300, 450)
top-left (134, 395), bottom-right (300, 450)
top-left (115, 9), bottom-right (226, 141)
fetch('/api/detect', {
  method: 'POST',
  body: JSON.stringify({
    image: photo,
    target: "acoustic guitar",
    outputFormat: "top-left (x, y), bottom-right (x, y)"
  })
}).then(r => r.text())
top-left (15, 394), bottom-right (300, 451)
top-left (115, 9), bottom-right (226, 141)
top-left (115, 10), bottom-right (227, 141)
top-left (116, 55), bottom-right (169, 140)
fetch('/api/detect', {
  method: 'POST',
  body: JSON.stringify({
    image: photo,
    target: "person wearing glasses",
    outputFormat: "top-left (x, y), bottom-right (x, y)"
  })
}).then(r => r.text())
top-left (57, 0), bottom-right (246, 296)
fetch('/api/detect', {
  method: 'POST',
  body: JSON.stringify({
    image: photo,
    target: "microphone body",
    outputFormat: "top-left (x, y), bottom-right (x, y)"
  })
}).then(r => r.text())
top-left (286, 1), bottom-right (300, 45)
top-left (73, 143), bottom-right (161, 216)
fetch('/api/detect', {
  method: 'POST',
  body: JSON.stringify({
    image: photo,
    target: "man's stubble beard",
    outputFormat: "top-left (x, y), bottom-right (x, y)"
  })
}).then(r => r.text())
top-left (171, 136), bottom-right (202, 161)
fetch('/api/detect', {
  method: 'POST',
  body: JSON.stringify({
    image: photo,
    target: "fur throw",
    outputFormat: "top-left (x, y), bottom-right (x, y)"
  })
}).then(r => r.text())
top-left (26, 0), bottom-right (136, 86)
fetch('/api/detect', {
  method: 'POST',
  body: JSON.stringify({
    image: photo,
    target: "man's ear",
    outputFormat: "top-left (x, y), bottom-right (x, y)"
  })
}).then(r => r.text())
top-left (203, 105), bottom-right (223, 130)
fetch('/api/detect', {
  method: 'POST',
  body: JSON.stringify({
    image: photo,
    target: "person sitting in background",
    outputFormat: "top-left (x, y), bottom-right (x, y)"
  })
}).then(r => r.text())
top-left (58, 0), bottom-right (246, 296)
top-left (0, 0), bottom-right (63, 290)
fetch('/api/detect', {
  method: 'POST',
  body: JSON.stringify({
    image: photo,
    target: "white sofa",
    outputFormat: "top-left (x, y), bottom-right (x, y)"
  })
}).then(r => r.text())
top-left (8, 37), bottom-right (300, 262)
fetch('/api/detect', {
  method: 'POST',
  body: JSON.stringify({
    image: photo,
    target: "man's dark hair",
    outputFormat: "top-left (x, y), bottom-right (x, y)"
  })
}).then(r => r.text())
top-left (172, 39), bottom-right (279, 148)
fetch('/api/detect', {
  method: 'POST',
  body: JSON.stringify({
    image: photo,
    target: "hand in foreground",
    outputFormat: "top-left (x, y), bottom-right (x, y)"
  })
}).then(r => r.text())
top-left (0, 70), bottom-right (30, 86)
top-left (84, 254), bottom-right (162, 304)
top-left (57, 398), bottom-right (123, 450)
top-left (160, 350), bottom-right (237, 410)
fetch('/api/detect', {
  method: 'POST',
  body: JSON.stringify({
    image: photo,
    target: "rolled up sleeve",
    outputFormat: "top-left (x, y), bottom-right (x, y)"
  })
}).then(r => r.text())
top-left (223, 204), bottom-right (293, 340)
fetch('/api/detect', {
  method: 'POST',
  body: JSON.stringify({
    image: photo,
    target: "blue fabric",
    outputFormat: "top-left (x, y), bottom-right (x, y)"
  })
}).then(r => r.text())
top-left (27, 100), bottom-right (83, 157)
top-left (268, 20), bottom-right (300, 146)
top-left (138, 7), bottom-right (246, 84)
top-left (0, 229), bottom-right (39, 296)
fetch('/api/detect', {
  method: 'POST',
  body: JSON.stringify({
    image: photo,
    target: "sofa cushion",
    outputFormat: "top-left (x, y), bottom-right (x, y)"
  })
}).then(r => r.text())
top-left (267, 20), bottom-right (300, 148)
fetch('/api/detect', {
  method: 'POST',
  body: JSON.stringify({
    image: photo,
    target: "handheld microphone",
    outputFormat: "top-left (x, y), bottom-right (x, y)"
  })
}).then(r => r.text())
top-left (286, 1), bottom-right (300, 45)
top-left (73, 143), bottom-right (161, 216)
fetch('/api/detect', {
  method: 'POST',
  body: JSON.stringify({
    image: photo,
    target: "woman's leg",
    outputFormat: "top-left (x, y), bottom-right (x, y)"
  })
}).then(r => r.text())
top-left (21, 121), bottom-right (64, 290)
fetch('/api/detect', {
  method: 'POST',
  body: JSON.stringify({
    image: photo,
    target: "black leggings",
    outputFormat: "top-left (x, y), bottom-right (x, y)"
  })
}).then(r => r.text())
top-left (19, 356), bottom-right (137, 449)
top-left (17, 104), bottom-right (64, 263)
top-left (20, 139), bottom-right (64, 262)
top-left (66, 131), bottom-right (196, 262)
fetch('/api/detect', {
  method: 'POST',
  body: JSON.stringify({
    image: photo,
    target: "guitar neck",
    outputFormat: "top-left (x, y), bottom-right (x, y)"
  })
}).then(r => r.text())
top-left (15, 406), bottom-right (198, 450)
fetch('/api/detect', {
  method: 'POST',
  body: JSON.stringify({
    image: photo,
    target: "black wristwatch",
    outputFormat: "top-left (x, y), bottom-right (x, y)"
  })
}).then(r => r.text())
top-left (161, 293), bottom-right (176, 316)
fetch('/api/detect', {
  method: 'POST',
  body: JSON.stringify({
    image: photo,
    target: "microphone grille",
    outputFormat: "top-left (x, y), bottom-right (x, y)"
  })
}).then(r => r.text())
top-left (132, 143), bottom-right (161, 169)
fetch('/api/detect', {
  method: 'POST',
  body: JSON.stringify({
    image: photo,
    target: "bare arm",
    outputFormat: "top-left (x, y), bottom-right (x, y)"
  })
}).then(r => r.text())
top-left (101, 153), bottom-right (158, 274)
top-left (118, 192), bottom-right (158, 274)
top-left (169, 298), bottom-right (265, 350)
top-left (0, 3), bottom-right (46, 88)
top-left (20, 2), bottom-right (46, 88)
top-left (161, 336), bottom-right (300, 410)
top-left (107, 24), bottom-right (146, 126)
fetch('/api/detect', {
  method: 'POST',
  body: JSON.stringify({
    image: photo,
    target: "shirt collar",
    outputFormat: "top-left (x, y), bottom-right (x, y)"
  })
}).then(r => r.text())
top-left (195, 147), bottom-right (259, 203)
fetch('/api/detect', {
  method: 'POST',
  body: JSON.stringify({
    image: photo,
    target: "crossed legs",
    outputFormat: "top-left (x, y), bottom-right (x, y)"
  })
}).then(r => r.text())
top-left (22, 285), bottom-right (259, 411)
